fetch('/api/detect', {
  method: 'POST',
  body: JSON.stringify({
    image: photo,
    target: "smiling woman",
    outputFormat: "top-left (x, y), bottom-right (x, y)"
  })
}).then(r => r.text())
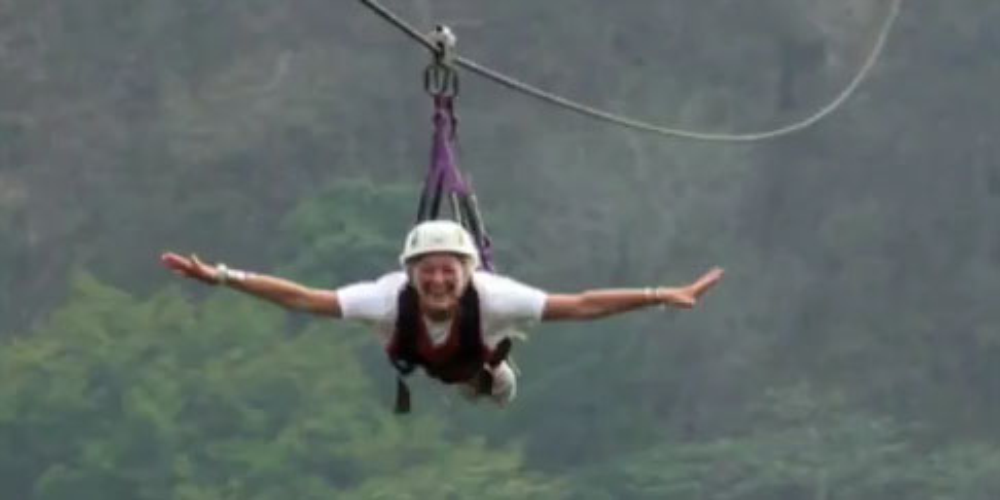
top-left (411, 254), bottom-right (469, 317)
top-left (160, 219), bottom-right (722, 413)
top-left (159, 39), bottom-right (724, 412)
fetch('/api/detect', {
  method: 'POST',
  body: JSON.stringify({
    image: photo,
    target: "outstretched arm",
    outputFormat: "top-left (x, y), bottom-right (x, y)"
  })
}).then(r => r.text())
top-left (541, 267), bottom-right (723, 321)
top-left (160, 252), bottom-right (343, 317)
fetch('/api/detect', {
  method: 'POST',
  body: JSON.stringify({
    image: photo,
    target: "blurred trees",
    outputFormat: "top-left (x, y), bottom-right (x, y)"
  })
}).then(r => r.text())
top-left (0, 273), bottom-right (565, 499)
top-left (2, 0), bottom-right (999, 497)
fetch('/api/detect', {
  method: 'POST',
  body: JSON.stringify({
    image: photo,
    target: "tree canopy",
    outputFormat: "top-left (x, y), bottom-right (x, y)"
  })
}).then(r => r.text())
top-left (2, 0), bottom-right (998, 498)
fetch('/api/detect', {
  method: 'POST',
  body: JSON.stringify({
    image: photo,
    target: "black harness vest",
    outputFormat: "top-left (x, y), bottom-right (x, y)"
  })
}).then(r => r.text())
top-left (386, 283), bottom-right (511, 413)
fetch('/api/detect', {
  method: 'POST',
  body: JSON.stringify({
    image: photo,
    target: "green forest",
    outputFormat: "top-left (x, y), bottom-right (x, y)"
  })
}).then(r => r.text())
top-left (2, 0), bottom-right (999, 498)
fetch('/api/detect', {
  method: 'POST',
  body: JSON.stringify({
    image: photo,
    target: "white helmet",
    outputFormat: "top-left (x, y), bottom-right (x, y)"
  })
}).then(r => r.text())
top-left (399, 220), bottom-right (480, 267)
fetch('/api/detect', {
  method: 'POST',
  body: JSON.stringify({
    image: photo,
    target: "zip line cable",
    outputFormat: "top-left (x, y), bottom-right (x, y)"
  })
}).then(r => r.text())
top-left (357, 0), bottom-right (904, 142)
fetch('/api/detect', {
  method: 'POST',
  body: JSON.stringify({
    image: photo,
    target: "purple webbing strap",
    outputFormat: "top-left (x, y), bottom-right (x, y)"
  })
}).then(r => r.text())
top-left (424, 96), bottom-right (495, 271)
top-left (425, 96), bottom-right (470, 196)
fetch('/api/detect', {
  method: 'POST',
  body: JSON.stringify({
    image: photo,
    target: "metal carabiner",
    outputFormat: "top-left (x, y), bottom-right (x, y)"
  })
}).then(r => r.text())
top-left (424, 25), bottom-right (459, 97)
top-left (424, 62), bottom-right (459, 97)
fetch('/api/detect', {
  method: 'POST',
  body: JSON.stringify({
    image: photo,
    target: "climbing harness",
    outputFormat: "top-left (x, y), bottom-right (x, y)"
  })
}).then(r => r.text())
top-left (413, 27), bottom-right (494, 271)
top-left (390, 29), bottom-right (508, 413)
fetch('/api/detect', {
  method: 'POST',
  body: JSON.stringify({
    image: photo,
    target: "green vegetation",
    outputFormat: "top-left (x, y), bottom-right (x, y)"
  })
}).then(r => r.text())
top-left (2, 0), bottom-right (998, 498)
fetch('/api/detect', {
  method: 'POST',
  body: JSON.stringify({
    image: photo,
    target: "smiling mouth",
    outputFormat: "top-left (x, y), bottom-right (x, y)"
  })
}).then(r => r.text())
top-left (421, 285), bottom-right (453, 296)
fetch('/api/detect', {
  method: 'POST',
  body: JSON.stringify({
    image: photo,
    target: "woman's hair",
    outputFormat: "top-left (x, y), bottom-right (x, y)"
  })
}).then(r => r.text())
top-left (405, 253), bottom-right (477, 287)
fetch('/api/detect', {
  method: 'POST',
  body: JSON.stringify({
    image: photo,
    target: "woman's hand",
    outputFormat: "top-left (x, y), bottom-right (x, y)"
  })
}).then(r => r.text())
top-left (161, 252), bottom-right (219, 285)
top-left (657, 267), bottom-right (724, 308)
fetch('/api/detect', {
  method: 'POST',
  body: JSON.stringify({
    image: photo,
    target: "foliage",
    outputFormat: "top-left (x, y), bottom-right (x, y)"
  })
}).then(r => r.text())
top-left (1, 0), bottom-right (998, 497)
top-left (581, 385), bottom-right (1000, 500)
top-left (0, 273), bottom-right (564, 499)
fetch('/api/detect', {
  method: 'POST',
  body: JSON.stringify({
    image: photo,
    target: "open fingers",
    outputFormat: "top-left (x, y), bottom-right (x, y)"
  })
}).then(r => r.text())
top-left (161, 252), bottom-right (192, 272)
top-left (691, 267), bottom-right (724, 298)
top-left (161, 252), bottom-right (217, 284)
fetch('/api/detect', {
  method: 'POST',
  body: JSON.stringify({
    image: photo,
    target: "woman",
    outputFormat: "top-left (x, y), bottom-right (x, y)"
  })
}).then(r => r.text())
top-left (161, 220), bottom-right (723, 409)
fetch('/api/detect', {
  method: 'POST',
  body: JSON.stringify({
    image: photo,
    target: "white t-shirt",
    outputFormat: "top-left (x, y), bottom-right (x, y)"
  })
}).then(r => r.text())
top-left (337, 271), bottom-right (547, 349)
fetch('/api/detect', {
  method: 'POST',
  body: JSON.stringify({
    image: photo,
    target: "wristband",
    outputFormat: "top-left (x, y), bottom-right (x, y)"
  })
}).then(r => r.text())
top-left (644, 287), bottom-right (667, 308)
top-left (215, 263), bottom-right (249, 286)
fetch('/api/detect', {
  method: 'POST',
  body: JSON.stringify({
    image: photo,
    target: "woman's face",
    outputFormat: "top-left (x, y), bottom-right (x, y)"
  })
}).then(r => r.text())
top-left (410, 253), bottom-right (470, 321)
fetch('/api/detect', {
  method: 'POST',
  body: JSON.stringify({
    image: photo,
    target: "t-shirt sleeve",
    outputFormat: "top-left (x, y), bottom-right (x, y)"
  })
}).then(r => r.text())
top-left (476, 272), bottom-right (548, 323)
top-left (336, 272), bottom-right (406, 322)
